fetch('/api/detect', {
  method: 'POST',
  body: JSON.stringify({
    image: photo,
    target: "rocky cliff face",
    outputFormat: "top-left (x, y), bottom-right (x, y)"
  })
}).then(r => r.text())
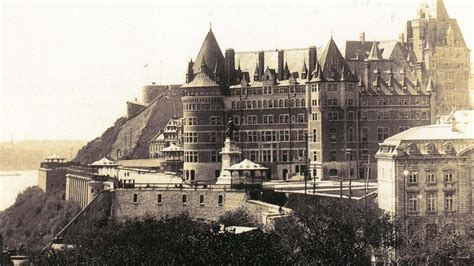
top-left (74, 92), bottom-right (182, 164)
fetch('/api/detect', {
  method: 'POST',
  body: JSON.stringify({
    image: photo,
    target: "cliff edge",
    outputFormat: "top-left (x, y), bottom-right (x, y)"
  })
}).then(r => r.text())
top-left (73, 91), bottom-right (182, 164)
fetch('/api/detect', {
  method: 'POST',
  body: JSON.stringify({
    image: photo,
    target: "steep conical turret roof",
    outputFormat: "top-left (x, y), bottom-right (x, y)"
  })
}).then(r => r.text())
top-left (319, 37), bottom-right (348, 81)
top-left (192, 28), bottom-right (225, 82)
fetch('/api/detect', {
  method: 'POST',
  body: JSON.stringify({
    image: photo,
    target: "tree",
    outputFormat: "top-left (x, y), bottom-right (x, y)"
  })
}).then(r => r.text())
top-left (217, 207), bottom-right (258, 227)
top-left (396, 217), bottom-right (474, 265)
top-left (274, 196), bottom-right (394, 265)
top-left (36, 212), bottom-right (288, 265)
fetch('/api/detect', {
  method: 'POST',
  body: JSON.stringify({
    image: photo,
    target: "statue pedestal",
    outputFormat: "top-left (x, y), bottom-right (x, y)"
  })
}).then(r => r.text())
top-left (216, 138), bottom-right (241, 185)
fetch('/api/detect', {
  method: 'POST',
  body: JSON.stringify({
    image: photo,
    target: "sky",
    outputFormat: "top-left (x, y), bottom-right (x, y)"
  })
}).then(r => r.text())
top-left (1, 0), bottom-right (473, 142)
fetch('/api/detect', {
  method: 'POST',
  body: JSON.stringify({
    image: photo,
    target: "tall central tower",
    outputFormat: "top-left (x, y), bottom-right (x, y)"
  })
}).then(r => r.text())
top-left (404, 0), bottom-right (471, 116)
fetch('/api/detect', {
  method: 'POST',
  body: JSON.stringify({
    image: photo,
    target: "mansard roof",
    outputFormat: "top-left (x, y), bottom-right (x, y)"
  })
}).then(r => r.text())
top-left (343, 40), bottom-right (406, 61)
top-left (234, 47), bottom-right (322, 83)
top-left (192, 29), bottom-right (225, 80)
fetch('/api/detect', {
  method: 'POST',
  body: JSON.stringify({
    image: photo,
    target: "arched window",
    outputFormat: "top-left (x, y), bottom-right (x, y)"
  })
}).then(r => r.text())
top-left (185, 170), bottom-right (189, 180)
top-left (296, 99), bottom-right (300, 107)
top-left (218, 195), bottom-right (224, 206)
top-left (426, 224), bottom-right (437, 240)
top-left (252, 100), bottom-right (256, 108)
top-left (329, 169), bottom-right (338, 177)
top-left (237, 101), bottom-right (241, 109)
top-left (279, 99), bottom-right (284, 107)
top-left (444, 223), bottom-right (455, 235)
top-left (301, 99), bottom-right (305, 107)
top-left (268, 100), bottom-right (273, 108)
top-left (284, 99), bottom-right (289, 107)
top-left (258, 100), bottom-right (262, 108)
top-left (190, 170), bottom-right (195, 181)
top-left (247, 101), bottom-right (252, 109)
top-left (242, 101), bottom-right (246, 109)
top-left (133, 193), bottom-right (138, 203)
top-left (232, 101), bottom-right (236, 109)
top-left (290, 99), bottom-right (294, 107)
top-left (263, 100), bottom-right (267, 108)
top-left (273, 100), bottom-right (278, 108)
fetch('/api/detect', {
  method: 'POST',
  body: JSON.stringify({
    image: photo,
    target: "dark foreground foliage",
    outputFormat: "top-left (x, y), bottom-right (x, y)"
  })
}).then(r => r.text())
top-left (0, 186), bottom-right (80, 254)
top-left (274, 196), bottom-right (394, 265)
top-left (35, 213), bottom-right (288, 265)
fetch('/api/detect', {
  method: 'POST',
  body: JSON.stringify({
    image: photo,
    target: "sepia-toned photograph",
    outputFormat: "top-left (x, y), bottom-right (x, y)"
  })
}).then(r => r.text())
top-left (1, 0), bottom-right (473, 264)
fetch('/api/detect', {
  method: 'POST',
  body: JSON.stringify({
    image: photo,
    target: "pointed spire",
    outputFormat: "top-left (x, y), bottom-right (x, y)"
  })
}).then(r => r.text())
top-left (414, 77), bottom-right (421, 91)
top-left (367, 42), bottom-right (383, 61)
top-left (254, 63), bottom-right (260, 81)
top-left (341, 65), bottom-right (347, 81)
top-left (301, 60), bottom-right (308, 79)
top-left (193, 28), bottom-right (225, 82)
top-left (311, 63), bottom-right (325, 82)
top-left (353, 67), bottom-right (360, 82)
top-left (283, 62), bottom-right (290, 80)
top-left (426, 76), bottom-right (435, 92)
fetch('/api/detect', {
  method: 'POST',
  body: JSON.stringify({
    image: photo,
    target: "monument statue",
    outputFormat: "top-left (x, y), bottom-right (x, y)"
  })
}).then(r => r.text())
top-left (225, 117), bottom-right (238, 140)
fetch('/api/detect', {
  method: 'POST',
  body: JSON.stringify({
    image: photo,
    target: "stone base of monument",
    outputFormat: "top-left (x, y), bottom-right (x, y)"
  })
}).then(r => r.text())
top-left (216, 137), bottom-right (241, 185)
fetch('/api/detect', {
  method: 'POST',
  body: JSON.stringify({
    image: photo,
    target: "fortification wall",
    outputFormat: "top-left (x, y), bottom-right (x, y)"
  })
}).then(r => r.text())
top-left (38, 168), bottom-right (67, 192)
top-left (112, 189), bottom-right (246, 222)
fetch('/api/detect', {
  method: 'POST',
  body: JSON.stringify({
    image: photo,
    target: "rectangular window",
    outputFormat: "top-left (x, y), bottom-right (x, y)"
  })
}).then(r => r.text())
top-left (312, 129), bottom-right (317, 142)
top-left (408, 193), bottom-right (418, 212)
top-left (297, 114), bottom-right (305, 123)
top-left (312, 113), bottom-right (318, 121)
top-left (426, 192), bottom-right (436, 212)
top-left (348, 127), bottom-right (354, 142)
top-left (408, 172), bottom-right (418, 184)
top-left (377, 128), bottom-right (389, 141)
top-left (348, 111), bottom-right (354, 120)
top-left (182, 194), bottom-right (187, 204)
top-left (279, 130), bottom-right (289, 141)
top-left (444, 173), bottom-right (454, 183)
top-left (361, 128), bottom-right (368, 142)
top-left (199, 195), bottom-right (204, 205)
top-left (313, 151), bottom-right (317, 161)
top-left (445, 193), bottom-right (454, 211)
top-left (330, 129), bottom-right (337, 143)
top-left (157, 194), bottom-right (162, 204)
top-left (329, 151), bottom-right (337, 161)
top-left (361, 112), bottom-right (368, 120)
top-left (248, 115), bottom-right (257, 125)
top-left (361, 97), bottom-right (367, 105)
top-left (279, 114), bottom-right (289, 124)
top-left (189, 117), bottom-right (198, 125)
top-left (427, 173), bottom-right (436, 184)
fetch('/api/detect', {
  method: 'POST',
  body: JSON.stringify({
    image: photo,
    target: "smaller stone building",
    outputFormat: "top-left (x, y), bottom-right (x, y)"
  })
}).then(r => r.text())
top-left (148, 117), bottom-right (183, 158)
top-left (376, 110), bottom-right (474, 237)
top-left (38, 154), bottom-right (68, 192)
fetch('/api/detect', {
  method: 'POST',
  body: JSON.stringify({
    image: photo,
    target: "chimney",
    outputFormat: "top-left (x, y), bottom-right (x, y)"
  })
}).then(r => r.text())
top-left (278, 50), bottom-right (284, 80)
top-left (225, 48), bottom-right (236, 85)
top-left (258, 51), bottom-right (265, 79)
top-left (399, 33), bottom-right (405, 45)
top-left (309, 46), bottom-right (317, 77)
top-left (360, 32), bottom-right (365, 45)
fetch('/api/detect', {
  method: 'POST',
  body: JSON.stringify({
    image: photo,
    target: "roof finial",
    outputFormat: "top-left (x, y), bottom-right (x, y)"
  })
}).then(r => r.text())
top-left (209, 10), bottom-right (213, 31)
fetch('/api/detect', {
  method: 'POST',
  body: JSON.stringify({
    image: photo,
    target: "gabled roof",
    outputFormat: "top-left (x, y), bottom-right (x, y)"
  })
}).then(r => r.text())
top-left (366, 42), bottom-right (383, 61)
top-left (90, 157), bottom-right (118, 166)
top-left (226, 159), bottom-right (268, 171)
top-left (192, 29), bottom-right (225, 80)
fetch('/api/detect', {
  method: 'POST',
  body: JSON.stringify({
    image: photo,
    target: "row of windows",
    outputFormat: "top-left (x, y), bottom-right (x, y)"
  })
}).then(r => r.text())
top-left (183, 102), bottom-right (223, 111)
top-left (232, 113), bottom-right (306, 125)
top-left (360, 97), bottom-right (429, 106)
top-left (241, 149), bottom-right (305, 163)
top-left (407, 172), bottom-right (455, 184)
top-left (231, 98), bottom-right (306, 110)
top-left (132, 193), bottom-right (224, 206)
top-left (360, 111), bottom-right (429, 120)
top-left (407, 192), bottom-right (455, 213)
top-left (230, 86), bottom-right (305, 96)
top-left (184, 151), bottom-right (198, 162)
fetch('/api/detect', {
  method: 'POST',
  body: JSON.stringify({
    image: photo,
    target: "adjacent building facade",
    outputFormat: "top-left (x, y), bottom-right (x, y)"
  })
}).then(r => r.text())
top-left (376, 110), bottom-right (474, 236)
top-left (182, 0), bottom-right (470, 182)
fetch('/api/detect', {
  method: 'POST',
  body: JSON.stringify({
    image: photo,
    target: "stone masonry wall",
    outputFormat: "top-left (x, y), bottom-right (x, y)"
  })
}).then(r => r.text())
top-left (112, 189), bottom-right (247, 222)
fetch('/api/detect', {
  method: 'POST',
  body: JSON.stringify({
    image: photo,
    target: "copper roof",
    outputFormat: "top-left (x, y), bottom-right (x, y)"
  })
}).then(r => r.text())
top-left (181, 72), bottom-right (219, 88)
top-left (192, 29), bottom-right (225, 79)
